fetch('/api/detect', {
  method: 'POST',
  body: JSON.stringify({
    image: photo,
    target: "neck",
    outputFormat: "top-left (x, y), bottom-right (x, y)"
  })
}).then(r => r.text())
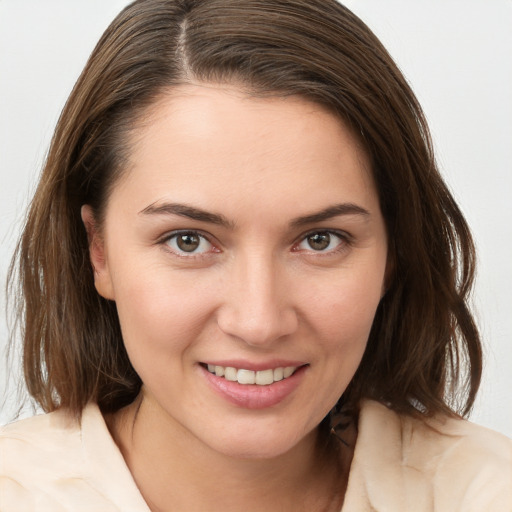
top-left (105, 393), bottom-right (353, 512)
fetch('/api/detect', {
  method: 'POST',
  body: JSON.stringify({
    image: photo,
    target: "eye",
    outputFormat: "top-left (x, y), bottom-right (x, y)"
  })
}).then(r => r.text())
top-left (295, 231), bottom-right (346, 252)
top-left (165, 231), bottom-right (214, 254)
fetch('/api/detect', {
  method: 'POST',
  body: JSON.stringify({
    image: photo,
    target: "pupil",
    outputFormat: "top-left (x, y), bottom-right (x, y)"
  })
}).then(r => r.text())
top-left (308, 233), bottom-right (330, 250)
top-left (177, 233), bottom-right (200, 252)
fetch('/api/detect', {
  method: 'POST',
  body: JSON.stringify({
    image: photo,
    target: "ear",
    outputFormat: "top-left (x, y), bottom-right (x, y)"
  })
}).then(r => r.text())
top-left (81, 205), bottom-right (115, 300)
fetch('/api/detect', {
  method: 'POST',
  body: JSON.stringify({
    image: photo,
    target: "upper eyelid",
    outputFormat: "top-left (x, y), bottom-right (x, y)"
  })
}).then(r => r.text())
top-left (159, 229), bottom-right (218, 256)
top-left (294, 228), bottom-right (352, 243)
top-left (160, 229), bottom-right (213, 243)
top-left (292, 229), bottom-right (353, 254)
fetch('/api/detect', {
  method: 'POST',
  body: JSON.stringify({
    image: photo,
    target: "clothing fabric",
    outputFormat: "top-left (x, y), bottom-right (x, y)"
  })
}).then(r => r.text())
top-left (1, 400), bottom-right (511, 511)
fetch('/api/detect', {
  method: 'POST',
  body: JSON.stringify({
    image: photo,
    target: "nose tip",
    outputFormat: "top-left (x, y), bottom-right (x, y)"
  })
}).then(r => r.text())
top-left (218, 305), bottom-right (298, 347)
top-left (216, 258), bottom-right (298, 346)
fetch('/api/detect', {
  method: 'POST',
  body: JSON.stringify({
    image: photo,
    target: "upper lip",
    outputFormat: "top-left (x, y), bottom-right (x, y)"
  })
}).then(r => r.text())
top-left (200, 360), bottom-right (308, 371)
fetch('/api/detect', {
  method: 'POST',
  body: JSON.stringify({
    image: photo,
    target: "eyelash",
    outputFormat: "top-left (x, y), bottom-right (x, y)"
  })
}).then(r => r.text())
top-left (160, 230), bottom-right (218, 258)
top-left (292, 229), bottom-right (352, 256)
top-left (158, 229), bottom-right (352, 258)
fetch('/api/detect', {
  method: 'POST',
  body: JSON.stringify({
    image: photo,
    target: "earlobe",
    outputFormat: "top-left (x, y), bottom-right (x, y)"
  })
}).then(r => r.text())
top-left (81, 205), bottom-right (115, 300)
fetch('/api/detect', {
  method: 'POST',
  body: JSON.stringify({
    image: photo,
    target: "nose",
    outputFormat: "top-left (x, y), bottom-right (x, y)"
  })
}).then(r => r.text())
top-left (216, 251), bottom-right (298, 347)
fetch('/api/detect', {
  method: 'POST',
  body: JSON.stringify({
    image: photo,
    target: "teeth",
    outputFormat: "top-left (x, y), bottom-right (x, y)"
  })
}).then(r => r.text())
top-left (273, 367), bottom-right (284, 382)
top-left (205, 364), bottom-right (299, 385)
top-left (255, 369), bottom-right (274, 385)
top-left (283, 366), bottom-right (295, 378)
top-left (237, 369), bottom-right (255, 385)
top-left (224, 367), bottom-right (237, 381)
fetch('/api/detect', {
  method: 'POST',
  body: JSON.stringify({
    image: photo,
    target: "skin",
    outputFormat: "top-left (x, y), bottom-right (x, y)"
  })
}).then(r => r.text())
top-left (83, 84), bottom-right (388, 512)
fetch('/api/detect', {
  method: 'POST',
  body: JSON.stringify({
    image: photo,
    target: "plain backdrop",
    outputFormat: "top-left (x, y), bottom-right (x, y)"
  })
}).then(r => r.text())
top-left (1, 1), bottom-right (511, 435)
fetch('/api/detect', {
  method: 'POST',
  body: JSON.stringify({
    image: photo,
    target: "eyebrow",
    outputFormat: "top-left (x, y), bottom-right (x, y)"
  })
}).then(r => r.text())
top-left (139, 201), bottom-right (370, 229)
top-left (289, 203), bottom-right (370, 228)
top-left (139, 202), bottom-right (235, 229)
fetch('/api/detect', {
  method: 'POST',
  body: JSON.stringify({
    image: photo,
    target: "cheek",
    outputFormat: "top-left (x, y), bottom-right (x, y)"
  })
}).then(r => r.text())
top-left (295, 278), bottom-right (381, 425)
top-left (110, 262), bottom-right (219, 359)
top-left (303, 269), bottom-right (384, 345)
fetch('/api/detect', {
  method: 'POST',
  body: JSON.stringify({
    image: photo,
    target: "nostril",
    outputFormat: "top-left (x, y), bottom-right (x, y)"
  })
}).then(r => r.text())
top-left (216, 302), bottom-right (298, 347)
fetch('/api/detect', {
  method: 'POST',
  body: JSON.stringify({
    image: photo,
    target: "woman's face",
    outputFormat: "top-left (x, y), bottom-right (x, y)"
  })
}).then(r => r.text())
top-left (86, 84), bottom-right (388, 459)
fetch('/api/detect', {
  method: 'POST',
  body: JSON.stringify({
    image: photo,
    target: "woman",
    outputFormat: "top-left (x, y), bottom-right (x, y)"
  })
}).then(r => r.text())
top-left (1, 0), bottom-right (510, 510)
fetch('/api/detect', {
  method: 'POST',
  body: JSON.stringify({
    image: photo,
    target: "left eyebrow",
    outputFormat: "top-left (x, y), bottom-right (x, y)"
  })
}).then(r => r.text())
top-left (289, 203), bottom-right (370, 229)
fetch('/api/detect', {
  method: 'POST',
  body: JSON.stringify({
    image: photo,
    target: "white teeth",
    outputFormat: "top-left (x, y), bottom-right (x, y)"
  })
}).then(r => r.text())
top-left (224, 367), bottom-right (237, 381)
top-left (256, 369), bottom-right (274, 385)
top-left (237, 369), bottom-right (255, 385)
top-left (273, 367), bottom-right (284, 381)
top-left (283, 366), bottom-right (295, 378)
top-left (205, 364), bottom-right (300, 385)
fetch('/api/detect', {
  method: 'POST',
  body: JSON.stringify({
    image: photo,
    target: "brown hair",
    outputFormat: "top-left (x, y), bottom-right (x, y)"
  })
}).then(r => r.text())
top-left (8, 0), bottom-right (481, 421)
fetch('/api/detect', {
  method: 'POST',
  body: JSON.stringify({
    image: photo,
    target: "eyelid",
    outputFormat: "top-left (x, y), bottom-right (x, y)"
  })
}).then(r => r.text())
top-left (159, 229), bottom-right (220, 257)
top-left (292, 229), bottom-right (353, 253)
top-left (157, 228), bottom-right (352, 257)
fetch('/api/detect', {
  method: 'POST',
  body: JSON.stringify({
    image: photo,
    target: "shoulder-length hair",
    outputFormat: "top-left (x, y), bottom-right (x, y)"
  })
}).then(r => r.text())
top-left (9, 0), bottom-right (481, 420)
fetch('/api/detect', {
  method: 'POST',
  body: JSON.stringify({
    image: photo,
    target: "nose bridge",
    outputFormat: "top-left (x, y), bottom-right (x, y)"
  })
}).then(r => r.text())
top-left (217, 247), bottom-right (297, 345)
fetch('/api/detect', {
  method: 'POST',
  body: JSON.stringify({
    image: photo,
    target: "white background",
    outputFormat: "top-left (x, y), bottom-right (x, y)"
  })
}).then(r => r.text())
top-left (1, 1), bottom-right (511, 436)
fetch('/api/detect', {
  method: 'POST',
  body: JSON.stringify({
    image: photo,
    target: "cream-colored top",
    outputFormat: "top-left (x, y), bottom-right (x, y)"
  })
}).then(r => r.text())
top-left (1, 400), bottom-right (511, 511)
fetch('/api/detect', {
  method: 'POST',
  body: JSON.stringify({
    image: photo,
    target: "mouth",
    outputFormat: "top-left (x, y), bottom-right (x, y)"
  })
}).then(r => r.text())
top-left (200, 361), bottom-right (308, 409)
top-left (201, 363), bottom-right (302, 386)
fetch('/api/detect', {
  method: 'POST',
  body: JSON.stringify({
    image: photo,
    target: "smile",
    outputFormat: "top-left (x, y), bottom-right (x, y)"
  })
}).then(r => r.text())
top-left (205, 364), bottom-right (298, 386)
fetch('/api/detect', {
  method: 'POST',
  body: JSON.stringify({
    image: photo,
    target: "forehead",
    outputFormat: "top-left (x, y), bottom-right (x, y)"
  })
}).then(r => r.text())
top-left (109, 84), bottom-right (377, 220)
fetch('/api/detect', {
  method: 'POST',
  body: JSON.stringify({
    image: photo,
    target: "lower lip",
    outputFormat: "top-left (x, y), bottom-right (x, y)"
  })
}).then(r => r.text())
top-left (200, 365), bottom-right (307, 409)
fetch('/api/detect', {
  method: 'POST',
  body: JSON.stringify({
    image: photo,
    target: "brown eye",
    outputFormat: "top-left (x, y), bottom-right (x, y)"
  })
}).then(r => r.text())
top-left (307, 232), bottom-right (331, 251)
top-left (166, 231), bottom-right (213, 254)
top-left (177, 233), bottom-right (200, 252)
top-left (295, 231), bottom-right (346, 253)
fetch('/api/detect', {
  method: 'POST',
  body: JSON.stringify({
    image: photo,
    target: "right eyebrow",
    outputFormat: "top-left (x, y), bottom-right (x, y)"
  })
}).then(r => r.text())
top-left (138, 202), bottom-right (235, 229)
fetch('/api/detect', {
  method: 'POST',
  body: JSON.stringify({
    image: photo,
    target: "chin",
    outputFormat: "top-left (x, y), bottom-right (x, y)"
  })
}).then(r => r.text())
top-left (197, 420), bottom-right (317, 461)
